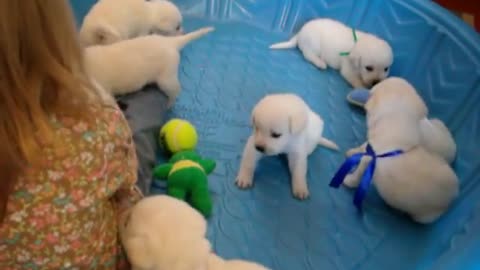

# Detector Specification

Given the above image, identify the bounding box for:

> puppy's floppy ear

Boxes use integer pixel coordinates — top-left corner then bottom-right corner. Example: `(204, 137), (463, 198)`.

(404, 89), (428, 119)
(94, 24), (120, 44)
(250, 104), (259, 128)
(289, 109), (308, 134)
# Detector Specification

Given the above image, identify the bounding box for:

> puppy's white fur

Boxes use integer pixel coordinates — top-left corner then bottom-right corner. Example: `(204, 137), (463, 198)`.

(80, 0), (183, 47)
(270, 18), (393, 88)
(236, 93), (339, 199)
(121, 195), (271, 270)
(345, 77), (458, 224)
(208, 254), (270, 270)
(419, 118), (456, 163)
(84, 27), (214, 106)
(366, 80), (457, 163)
(120, 195), (211, 270)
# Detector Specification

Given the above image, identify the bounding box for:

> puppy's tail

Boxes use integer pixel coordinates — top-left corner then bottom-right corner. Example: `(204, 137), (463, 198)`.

(318, 137), (339, 151)
(171, 27), (215, 50)
(269, 35), (298, 49)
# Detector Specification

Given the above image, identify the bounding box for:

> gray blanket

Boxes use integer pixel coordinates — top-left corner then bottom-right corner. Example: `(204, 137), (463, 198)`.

(116, 86), (168, 195)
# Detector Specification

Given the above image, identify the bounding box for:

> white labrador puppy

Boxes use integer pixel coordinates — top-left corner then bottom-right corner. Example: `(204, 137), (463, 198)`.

(236, 93), (339, 199)
(270, 18), (393, 88)
(121, 195), (271, 270)
(85, 27), (214, 107)
(80, 0), (183, 47)
(120, 195), (211, 270)
(343, 78), (458, 224)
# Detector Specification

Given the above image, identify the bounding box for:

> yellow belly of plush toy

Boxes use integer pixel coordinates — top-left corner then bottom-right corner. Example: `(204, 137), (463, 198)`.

(169, 160), (204, 177)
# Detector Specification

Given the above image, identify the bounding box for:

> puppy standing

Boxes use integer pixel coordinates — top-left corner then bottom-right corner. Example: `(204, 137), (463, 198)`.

(84, 27), (214, 107)
(270, 18), (393, 88)
(236, 94), (339, 199)
(343, 78), (458, 224)
(80, 0), (183, 46)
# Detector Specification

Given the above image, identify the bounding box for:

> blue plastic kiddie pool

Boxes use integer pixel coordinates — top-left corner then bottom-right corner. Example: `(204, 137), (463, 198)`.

(71, 1), (480, 269)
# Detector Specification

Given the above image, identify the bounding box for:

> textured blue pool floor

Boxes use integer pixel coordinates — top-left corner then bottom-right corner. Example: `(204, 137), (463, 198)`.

(152, 18), (449, 270)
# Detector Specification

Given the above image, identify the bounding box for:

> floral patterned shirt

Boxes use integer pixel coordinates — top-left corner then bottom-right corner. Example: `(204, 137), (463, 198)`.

(0, 106), (143, 269)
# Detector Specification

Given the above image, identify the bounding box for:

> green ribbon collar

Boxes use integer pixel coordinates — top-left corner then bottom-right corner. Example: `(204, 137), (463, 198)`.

(339, 28), (358, 56)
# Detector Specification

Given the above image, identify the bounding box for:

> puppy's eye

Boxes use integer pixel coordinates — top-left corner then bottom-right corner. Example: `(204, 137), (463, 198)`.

(176, 24), (181, 31)
(365, 66), (374, 72)
(271, 132), (282, 138)
(384, 67), (389, 72)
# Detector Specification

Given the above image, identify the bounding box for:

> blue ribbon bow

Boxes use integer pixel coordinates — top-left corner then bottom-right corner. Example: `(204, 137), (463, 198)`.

(329, 143), (403, 210)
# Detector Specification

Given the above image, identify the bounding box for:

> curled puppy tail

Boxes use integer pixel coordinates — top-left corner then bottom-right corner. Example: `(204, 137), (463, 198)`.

(318, 137), (339, 151)
(269, 34), (298, 49)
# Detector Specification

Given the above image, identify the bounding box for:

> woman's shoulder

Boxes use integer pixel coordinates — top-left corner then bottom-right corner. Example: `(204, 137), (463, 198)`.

(9, 105), (135, 206)
(51, 104), (131, 140)
(20, 104), (134, 185)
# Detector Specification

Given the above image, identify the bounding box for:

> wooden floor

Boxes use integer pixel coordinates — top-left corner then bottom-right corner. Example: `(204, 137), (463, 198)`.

(435, 0), (478, 31)
(453, 11), (476, 29)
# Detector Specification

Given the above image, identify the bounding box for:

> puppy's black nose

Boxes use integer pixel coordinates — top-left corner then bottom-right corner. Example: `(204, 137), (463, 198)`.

(371, 79), (381, 86)
(255, 145), (265, 153)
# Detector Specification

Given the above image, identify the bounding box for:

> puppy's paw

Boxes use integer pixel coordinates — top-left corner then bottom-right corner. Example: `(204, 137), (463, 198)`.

(343, 174), (360, 188)
(292, 180), (309, 200)
(235, 171), (253, 189)
(317, 61), (327, 70)
(302, 51), (327, 70)
(346, 147), (361, 157)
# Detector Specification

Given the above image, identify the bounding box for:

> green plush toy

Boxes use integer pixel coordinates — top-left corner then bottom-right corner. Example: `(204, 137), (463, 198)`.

(153, 150), (216, 217)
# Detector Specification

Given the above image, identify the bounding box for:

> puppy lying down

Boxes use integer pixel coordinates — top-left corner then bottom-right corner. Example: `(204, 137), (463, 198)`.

(359, 85), (457, 163)
(121, 195), (270, 270)
(270, 18), (393, 88)
(236, 93), (339, 200)
(80, 0), (183, 46)
(343, 78), (458, 224)
(85, 27), (214, 107)
(419, 117), (456, 163)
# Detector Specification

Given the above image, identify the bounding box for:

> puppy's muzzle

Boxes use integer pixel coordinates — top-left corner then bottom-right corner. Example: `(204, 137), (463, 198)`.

(255, 145), (265, 153)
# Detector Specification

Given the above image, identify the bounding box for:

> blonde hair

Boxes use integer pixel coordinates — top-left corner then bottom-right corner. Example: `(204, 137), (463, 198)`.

(0, 0), (98, 220)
